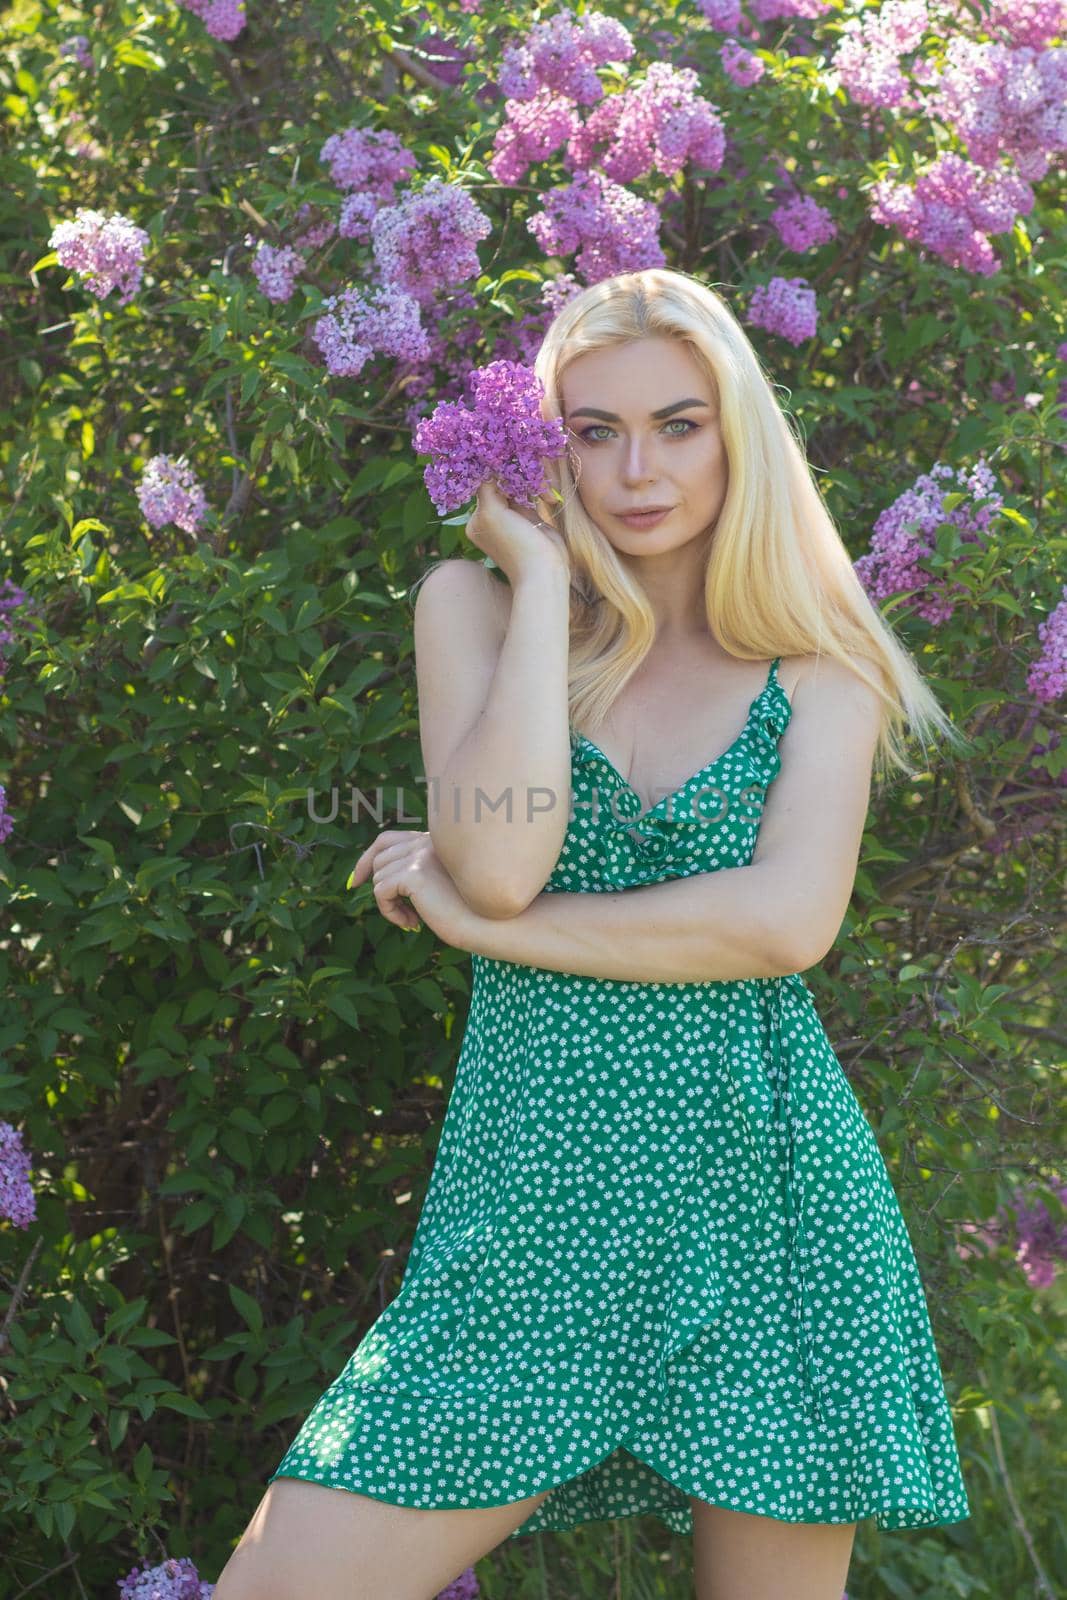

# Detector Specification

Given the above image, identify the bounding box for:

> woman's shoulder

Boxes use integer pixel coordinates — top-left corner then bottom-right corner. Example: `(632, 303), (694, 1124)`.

(780, 651), (886, 735)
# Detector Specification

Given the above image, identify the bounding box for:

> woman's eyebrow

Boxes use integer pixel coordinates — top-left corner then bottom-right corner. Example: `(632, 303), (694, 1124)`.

(566, 398), (710, 422)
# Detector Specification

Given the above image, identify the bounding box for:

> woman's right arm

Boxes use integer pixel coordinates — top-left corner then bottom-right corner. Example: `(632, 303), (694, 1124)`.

(414, 555), (573, 920)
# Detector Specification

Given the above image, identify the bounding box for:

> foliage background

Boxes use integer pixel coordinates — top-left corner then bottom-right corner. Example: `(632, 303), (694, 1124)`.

(0, 0), (1064, 1595)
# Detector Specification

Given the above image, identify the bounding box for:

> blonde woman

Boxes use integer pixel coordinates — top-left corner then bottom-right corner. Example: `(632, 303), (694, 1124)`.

(216, 268), (972, 1600)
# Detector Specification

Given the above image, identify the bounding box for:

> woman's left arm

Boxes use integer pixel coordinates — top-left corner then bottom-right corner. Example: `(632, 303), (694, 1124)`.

(455, 654), (885, 984)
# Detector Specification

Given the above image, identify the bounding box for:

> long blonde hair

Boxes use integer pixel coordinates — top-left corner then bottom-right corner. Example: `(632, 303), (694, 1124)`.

(530, 266), (972, 789)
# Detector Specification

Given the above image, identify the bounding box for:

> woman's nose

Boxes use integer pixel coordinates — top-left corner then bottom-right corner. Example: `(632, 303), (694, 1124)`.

(621, 437), (657, 480)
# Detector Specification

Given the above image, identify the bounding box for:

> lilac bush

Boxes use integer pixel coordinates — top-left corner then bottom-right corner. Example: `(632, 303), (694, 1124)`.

(3, 0), (1065, 1590)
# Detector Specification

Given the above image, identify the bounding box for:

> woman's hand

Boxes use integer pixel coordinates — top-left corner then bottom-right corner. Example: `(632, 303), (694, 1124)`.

(464, 477), (570, 588)
(346, 829), (477, 948)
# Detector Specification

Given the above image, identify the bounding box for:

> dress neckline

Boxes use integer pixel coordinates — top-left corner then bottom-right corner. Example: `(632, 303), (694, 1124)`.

(570, 657), (788, 826)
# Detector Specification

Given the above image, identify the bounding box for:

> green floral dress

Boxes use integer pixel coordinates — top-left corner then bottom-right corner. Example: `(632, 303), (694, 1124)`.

(269, 656), (971, 1539)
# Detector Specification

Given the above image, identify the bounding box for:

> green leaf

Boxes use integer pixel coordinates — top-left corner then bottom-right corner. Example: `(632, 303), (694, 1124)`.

(228, 1282), (264, 1333)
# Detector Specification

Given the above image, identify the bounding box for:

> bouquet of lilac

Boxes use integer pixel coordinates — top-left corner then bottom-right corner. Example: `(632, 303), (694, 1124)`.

(412, 359), (568, 516)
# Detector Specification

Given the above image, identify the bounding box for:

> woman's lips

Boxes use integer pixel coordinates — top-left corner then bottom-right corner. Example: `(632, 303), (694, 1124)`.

(617, 507), (673, 528)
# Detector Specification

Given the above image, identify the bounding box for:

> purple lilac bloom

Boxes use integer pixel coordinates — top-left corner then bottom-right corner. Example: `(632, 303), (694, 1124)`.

(250, 241), (303, 303)
(527, 169), (667, 283)
(565, 63), (726, 182)
(320, 126), (418, 195)
(49, 208), (150, 306)
(371, 178), (493, 307)
(926, 38), (1067, 184)
(982, 0), (1067, 47)
(118, 1555), (215, 1599)
(488, 90), (582, 186)
(770, 194), (837, 251)
(0, 579), (34, 680)
(497, 8), (635, 105)
(832, 0), (930, 110)
(338, 193), (389, 242)
(59, 34), (93, 70)
(180, 0), (246, 39)
(0, 1121), (35, 1227)
(312, 282), (430, 379)
(434, 1566), (479, 1599)
(854, 457), (1002, 624)
(697, 0), (744, 30)
(721, 39), (765, 85)
(1026, 585), (1067, 702)
(1000, 1181), (1067, 1287)
(869, 152), (1034, 276)
(412, 359), (568, 515)
(137, 455), (209, 535)
(540, 272), (585, 316)
(747, 276), (818, 344)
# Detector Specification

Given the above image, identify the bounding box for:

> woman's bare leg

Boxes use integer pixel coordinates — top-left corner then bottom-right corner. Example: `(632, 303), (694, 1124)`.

(691, 1498), (857, 1600)
(212, 1476), (552, 1600)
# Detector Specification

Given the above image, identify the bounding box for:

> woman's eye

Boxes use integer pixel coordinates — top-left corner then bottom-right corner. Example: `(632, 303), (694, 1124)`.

(578, 419), (699, 443)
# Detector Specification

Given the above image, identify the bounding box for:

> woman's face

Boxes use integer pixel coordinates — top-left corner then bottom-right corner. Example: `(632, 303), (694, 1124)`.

(560, 336), (727, 554)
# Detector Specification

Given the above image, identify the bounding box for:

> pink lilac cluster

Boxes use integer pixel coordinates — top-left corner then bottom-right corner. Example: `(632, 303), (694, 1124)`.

(1002, 1182), (1067, 1287)
(179, 0), (245, 40)
(1026, 584), (1067, 701)
(926, 39), (1067, 184)
(832, 0), (929, 110)
(527, 169), (666, 284)
(0, 1121), (35, 1227)
(488, 90), (582, 185)
(747, 276), (818, 344)
(869, 152), (1034, 276)
(697, 0), (743, 30)
(721, 40), (765, 85)
(59, 34), (93, 70)
(0, 578), (36, 681)
(982, 0), (1067, 46)
(49, 208), (150, 306)
(118, 1556), (214, 1599)
(312, 282), (430, 379)
(434, 1567), (479, 1600)
(412, 359), (568, 515)
(770, 193), (837, 251)
(370, 177), (492, 307)
(497, 8), (635, 106)
(136, 455), (209, 535)
(321, 126), (418, 242)
(565, 64), (726, 182)
(249, 241), (303, 303)
(854, 457), (1002, 624)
